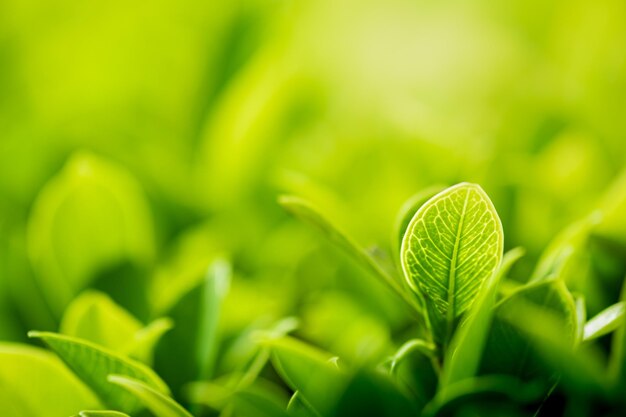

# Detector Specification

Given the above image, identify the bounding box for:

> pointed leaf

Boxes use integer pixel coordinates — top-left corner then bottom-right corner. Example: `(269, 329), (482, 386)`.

(27, 152), (155, 316)
(154, 258), (231, 394)
(584, 301), (625, 341)
(60, 291), (172, 364)
(481, 279), (577, 379)
(0, 343), (100, 417)
(268, 336), (348, 416)
(108, 375), (193, 417)
(401, 183), (504, 345)
(61, 291), (143, 349)
(78, 412), (130, 417)
(28, 331), (169, 413)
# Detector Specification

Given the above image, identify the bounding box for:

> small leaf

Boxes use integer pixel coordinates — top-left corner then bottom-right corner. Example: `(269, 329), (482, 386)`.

(231, 383), (293, 417)
(401, 183), (504, 346)
(279, 195), (421, 314)
(77, 412), (130, 417)
(108, 375), (193, 417)
(329, 369), (420, 417)
(27, 152), (155, 316)
(0, 342), (101, 417)
(268, 336), (348, 416)
(423, 375), (544, 417)
(61, 291), (142, 349)
(154, 258), (231, 394)
(28, 331), (169, 413)
(196, 258), (231, 380)
(389, 339), (437, 374)
(61, 291), (172, 364)
(481, 279), (577, 379)
(440, 247), (525, 389)
(584, 302), (625, 341)
(609, 283), (626, 387)
(574, 294), (586, 344)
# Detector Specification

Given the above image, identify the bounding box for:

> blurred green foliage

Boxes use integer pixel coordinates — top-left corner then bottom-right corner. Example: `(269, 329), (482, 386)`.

(1, 0), (626, 416)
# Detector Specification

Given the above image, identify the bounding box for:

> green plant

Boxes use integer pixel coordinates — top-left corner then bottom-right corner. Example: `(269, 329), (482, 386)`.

(3, 182), (625, 417)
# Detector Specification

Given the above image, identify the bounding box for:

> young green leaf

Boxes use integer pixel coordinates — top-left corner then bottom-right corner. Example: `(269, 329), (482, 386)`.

(329, 369), (420, 417)
(0, 343), (101, 417)
(584, 301), (625, 342)
(481, 279), (577, 379)
(401, 182), (504, 346)
(389, 339), (437, 374)
(60, 290), (172, 364)
(107, 374), (193, 417)
(268, 336), (348, 416)
(423, 375), (544, 417)
(27, 152), (155, 316)
(440, 247), (525, 389)
(154, 258), (231, 395)
(77, 412), (130, 417)
(28, 331), (169, 413)
(61, 291), (143, 349)
(278, 195), (422, 314)
(609, 283), (626, 387)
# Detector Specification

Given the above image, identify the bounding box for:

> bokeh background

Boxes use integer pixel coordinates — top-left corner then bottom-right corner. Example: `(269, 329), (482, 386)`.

(1, 0), (626, 398)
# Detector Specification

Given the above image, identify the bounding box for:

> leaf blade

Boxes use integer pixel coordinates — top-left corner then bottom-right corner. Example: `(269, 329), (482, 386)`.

(28, 331), (169, 413)
(401, 183), (504, 345)
(107, 374), (193, 417)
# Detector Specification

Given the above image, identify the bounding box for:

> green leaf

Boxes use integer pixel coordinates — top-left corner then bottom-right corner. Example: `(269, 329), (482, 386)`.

(278, 195), (421, 314)
(61, 291), (142, 349)
(60, 290), (172, 364)
(27, 152), (155, 316)
(584, 301), (625, 341)
(388, 339), (437, 375)
(154, 258), (231, 395)
(77, 412), (130, 417)
(108, 375), (193, 417)
(423, 375), (544, 417)
(28, 331), (169, 414)
(481, 279), (577, 379)
(0, 342), (101, 417)
(401, 182), (504, 346)
(195, 258), (231, 379)
(231, 383), (293, 417)
(609, 283), (626, 387)
(574, 294), (586, 344)
(268, 336), (348, 416)
(329, 369), (420, 417)
(440, 247), (525, 389)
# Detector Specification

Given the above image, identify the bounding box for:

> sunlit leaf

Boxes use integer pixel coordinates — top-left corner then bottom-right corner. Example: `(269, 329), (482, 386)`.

(27, 152), (155, 316)
(60, 290), (172, 364)
(401, 182), (504, 346)
(584, 302), (625, 342)
(76, 411), (130, 417)
(0, 343), (101, 417)
(154, 258), (231, 395)
(108, 374), (193, 417)
(268, 336), (348, 416)
(28, 331), (169, 413)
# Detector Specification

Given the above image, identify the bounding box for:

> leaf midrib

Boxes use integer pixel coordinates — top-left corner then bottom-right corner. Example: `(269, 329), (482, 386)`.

(446, 188), (470, 342)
